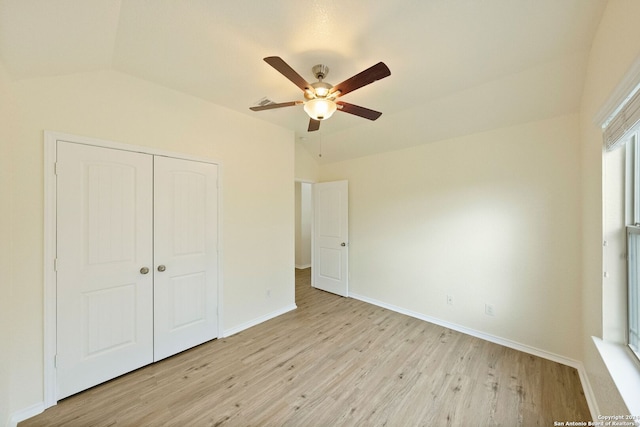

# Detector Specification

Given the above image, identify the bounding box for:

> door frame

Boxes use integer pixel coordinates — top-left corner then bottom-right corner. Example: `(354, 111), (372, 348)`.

(43, 131), (224, 408)
(294, 179), (350, 292)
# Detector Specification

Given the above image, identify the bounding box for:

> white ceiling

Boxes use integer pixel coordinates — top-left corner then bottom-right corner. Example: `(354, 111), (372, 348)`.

(0, 0), (607, 162)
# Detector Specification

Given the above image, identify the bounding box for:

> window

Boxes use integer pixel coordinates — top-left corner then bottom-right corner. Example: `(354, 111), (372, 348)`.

(603, 80), (640, 361)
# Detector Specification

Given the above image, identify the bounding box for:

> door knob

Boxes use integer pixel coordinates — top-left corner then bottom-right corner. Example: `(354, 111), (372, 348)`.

(157, 265), (166, 272)
(341, 242), (346, 247)
(140, 267), (149, 275)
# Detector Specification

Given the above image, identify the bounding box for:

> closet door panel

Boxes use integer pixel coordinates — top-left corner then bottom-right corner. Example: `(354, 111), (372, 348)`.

(153, 156), (218, 361)
(56, 142), (154, 399)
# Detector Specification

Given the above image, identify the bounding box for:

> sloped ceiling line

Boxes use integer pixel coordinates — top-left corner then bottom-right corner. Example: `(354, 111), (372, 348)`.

(0, 0), (607, 162)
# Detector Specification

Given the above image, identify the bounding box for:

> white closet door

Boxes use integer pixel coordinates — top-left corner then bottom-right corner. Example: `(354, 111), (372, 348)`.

(56, 142), (154, 399)
(153, 156), (219, 361)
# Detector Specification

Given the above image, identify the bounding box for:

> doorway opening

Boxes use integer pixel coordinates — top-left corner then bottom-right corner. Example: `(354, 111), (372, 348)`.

(295, 181), (313, 270)
(295, 181), (313, 304)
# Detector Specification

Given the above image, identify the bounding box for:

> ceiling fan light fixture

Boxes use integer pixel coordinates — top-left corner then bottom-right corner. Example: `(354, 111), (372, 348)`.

(304, 98), (337, 121)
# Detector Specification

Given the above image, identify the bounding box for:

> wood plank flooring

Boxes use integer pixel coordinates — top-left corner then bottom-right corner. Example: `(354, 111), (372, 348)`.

(21, 268), (591, 426)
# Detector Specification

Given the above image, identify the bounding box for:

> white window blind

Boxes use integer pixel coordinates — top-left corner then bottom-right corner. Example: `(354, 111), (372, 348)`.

(604, 85), (640, 151)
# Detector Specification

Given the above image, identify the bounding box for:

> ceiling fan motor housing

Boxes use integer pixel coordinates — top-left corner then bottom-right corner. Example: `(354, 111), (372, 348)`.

(307, 81), (333, 99)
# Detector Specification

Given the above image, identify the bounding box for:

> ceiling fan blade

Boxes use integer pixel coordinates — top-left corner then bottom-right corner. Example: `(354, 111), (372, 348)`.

(330, 62), (391, 97)
(250, 101), (302, 111)
(308, 118), (321, 132)
(264, 56), (312, 93)
(336, 101), (383, 120)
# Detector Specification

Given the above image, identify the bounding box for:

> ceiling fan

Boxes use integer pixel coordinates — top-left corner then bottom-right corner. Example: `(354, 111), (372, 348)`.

(250, 56), (391, 132)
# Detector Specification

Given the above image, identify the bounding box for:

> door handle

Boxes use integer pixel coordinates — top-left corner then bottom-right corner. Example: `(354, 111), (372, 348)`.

(157, 265), (166, 272)
(140, 267), (149, 275)
(341, 242), (346, 247)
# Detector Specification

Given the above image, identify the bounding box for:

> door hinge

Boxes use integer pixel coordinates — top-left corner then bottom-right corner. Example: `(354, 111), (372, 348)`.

(54, 162), (58, 175)
(54, 258), (58, 272)
(54, 354), (58, 368)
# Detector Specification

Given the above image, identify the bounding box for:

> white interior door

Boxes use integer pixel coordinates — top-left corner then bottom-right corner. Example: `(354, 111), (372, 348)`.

(313, 180), (349, 296)
(153, 156), (219, 361)
(56, 142), (154, 399)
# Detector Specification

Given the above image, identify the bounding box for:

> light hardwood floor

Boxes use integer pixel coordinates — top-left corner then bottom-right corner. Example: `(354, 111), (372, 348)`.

(21, 268), (591, 426)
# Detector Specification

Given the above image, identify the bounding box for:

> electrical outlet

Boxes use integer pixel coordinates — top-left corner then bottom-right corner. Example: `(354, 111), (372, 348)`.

(447, 295), (454, 305)
(485, 304), (495, 316)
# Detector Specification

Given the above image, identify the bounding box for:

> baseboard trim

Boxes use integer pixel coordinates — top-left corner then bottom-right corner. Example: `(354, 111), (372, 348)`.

(295, 264), (311, 270)
(8, 402), (45, 427)
(222, 304), (297, 338)
(349, 292), (599, 418)
(575, 360), (600, 421)
(9, 297), (600, 425)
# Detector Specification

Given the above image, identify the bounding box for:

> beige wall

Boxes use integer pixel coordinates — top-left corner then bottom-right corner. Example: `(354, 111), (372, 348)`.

(2, 68), (295, 420)
(295, 110), (593, 370)
(579, 0), (640, 415)
(294, 139), (320, 182)
(320, 114), (583, 359)
(0, 60), (15, 427)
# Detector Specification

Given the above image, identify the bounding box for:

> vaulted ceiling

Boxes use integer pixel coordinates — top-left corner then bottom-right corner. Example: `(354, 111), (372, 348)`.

(0, 1), (607, 162)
